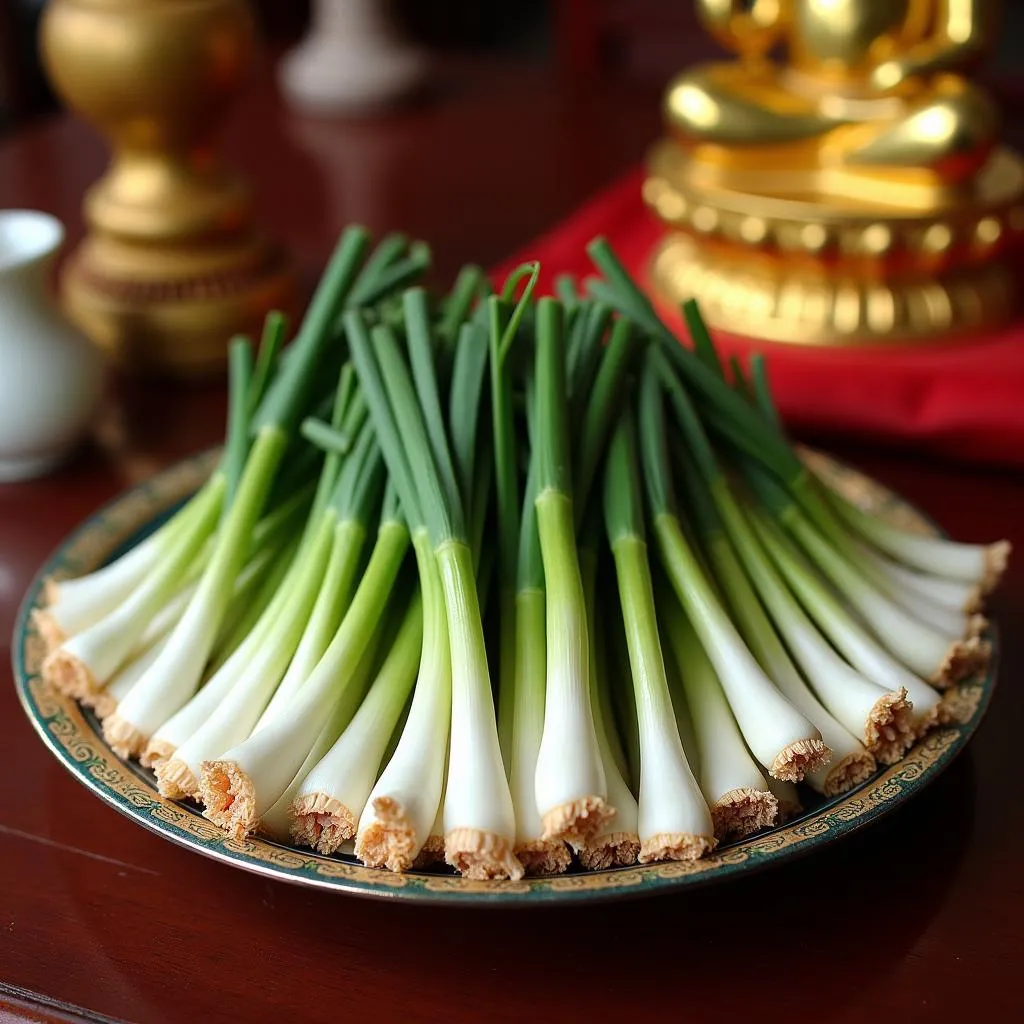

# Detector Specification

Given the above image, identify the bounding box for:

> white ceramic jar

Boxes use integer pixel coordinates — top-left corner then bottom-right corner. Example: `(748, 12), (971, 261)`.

(0, 210), (105, 482)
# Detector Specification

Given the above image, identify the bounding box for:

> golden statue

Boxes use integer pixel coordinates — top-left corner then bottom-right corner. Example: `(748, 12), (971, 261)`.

(645, 0), (1024, 344)
(40, 0), (293, 376)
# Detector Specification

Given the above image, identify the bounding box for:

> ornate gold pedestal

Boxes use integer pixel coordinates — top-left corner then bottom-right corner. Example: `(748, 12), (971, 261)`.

(60, 228), (291, 377)
(40, 0), (293, 376)
(646, 142), (1024, 345)
(646, 1), (1024, 347)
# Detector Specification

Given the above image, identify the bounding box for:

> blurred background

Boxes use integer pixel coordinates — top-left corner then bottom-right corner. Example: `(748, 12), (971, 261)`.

(6, 1), (1024, 140)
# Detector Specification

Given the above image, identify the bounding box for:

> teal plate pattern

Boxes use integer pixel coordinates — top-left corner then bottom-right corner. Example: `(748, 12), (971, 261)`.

(12, 448), (998, 905)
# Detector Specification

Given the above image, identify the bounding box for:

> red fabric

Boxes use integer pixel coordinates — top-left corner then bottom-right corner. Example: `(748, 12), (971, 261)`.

(493, 168), (1024, 467)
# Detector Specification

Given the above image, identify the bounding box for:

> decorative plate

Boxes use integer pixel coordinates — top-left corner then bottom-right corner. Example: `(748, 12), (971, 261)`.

(12, 449), (997, 905)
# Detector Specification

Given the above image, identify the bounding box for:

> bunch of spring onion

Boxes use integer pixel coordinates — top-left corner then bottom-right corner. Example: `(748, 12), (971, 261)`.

(34, 226), (1007, 883)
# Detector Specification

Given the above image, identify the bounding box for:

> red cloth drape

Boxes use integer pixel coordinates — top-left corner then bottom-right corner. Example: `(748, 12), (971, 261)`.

(493, 168), (1024, 467)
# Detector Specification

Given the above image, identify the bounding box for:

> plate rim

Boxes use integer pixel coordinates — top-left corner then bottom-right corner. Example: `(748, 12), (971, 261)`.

(10, 450), (998, 906)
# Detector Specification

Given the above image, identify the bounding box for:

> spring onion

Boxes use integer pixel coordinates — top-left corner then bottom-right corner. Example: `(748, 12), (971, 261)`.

(665, 422), (878, 795)
(577, 564), (640, 870)
(199, 489), (408, 838)
(37, 228), (1009, 881)
(660, 594), (777, 840)
(491, 278), (574, 874)
(682, 473), (878, 795)
(742, 462), (987, 686)
(102, 229), (377, 758)
(747, 509), (947, 740)
(346, 302), (521, 880)
(531, 297), (612, 843)
(605, 406), (716, 860)
(291, 590), (422, 852)
(639, 351), (829, 781)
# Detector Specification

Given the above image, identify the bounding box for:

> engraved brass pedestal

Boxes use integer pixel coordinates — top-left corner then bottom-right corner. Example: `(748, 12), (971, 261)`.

(40, 0), (293, 376)
(647, 0), (1024, 346)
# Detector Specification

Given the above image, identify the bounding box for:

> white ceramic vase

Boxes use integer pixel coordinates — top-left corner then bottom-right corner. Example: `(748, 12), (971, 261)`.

(279, 0), (426, 115)
(0, 210), (105, 482)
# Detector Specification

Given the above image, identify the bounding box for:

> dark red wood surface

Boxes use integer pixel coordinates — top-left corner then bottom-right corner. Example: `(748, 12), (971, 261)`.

(2, 58), (1023, 1024)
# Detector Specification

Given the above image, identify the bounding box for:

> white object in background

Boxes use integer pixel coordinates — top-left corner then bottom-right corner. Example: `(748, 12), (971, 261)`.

(279, 0), (426, 115)
(0, 210), (105, 482)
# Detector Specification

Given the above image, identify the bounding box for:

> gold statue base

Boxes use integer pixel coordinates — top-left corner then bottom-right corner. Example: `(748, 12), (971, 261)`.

(645, 141), (1024, 346)
(61, 233), (293, 377)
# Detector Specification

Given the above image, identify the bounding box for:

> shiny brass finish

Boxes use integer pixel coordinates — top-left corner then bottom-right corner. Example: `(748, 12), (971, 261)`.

(649, 229), (1018, 344)
(40, 0), (293, 376)
(647, 0), (1024, 345)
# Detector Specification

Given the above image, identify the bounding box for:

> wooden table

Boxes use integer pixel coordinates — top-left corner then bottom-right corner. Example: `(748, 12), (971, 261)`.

(2, 58), (1023, 1024)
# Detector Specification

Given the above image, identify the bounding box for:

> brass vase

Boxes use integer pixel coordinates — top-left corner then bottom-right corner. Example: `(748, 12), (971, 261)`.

(40, 0), (293, 376)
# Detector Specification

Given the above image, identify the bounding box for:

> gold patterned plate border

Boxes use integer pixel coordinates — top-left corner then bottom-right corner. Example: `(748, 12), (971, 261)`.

(11, 449), (997, 905)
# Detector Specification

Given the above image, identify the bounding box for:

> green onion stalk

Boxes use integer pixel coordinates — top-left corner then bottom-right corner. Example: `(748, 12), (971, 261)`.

(585, 236), (1009, 605)
(576, 541), (640, 870)
(489, 269), (573, 875)
(201, 491), (314, 677)
(346, 297), (521, 880)
(638, 351), (829, 782)
(253, 461), (375, 731)
(290, 588), (423, 853)
(85, 547), (237, 718)
(558, 310), (642, 869)
(72, 555), (199, 716)
(505, 458), (572, 874)
(37, 479), (221, 651)
(355, 533), (450, 871)
(604, 405), (715, 862)
(38, 528), (178, 648)
(56, 473), (311, 719)
(150, 421), (386, 799)
(651, 352), (921, 760)
(692, 506), (878, 795)
(532, 297), (612, 844)
(607, 591), (642, 796)
(97, 228), (385, 759)
(574, 318), (640, 524)
(349, 291), (462, 873)
(565, 301), (612, 446)
(747, 508), (947, 743)
(199, 482), (409, 838)
(659, 592), (777, 841)
(671, 449), (879, 796)
(349, 290), (464, 873)
(259, 630), (386, 844)
(709, 479), (918, 763)
(142, 531), (303, 777)
(34, 318), (290, 653)
(821, 527), (984, 641)
(43, 477), (226, 715)
(741, 462), (988, 687)
(820, 471), (1010, 592)
(774, 458), (985, 641)
(489, 266), (539, 775)
(533, 294), (640, 854)
(844, 537), (988, 627)
(143, 535), (310, 786)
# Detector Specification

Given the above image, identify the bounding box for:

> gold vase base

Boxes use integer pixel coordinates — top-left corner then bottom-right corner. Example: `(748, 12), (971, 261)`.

(645, 142), (1024, 345)
(62, 236), (294, 376)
